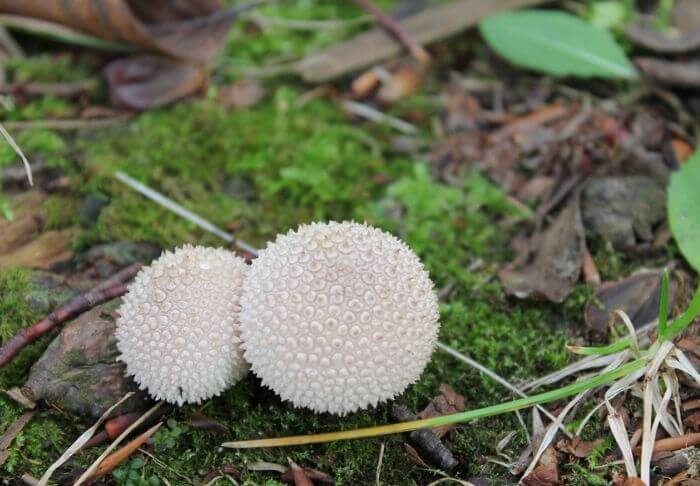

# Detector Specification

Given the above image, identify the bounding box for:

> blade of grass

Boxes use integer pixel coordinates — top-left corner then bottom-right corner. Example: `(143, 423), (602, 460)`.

(222, 359), (646, 449)
(663, 285), (700, 341)
(566, 336), (633, 356)
(0, 122), (32, 186)
(38, 393), (134, 486)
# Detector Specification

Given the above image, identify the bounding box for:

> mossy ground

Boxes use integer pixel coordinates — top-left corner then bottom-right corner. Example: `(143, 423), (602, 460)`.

(0, 2), (671, 484)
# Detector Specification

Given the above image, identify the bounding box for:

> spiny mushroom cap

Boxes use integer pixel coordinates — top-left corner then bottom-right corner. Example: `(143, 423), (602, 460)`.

(116, 245), (248, 405)
(241, 221), (440, 414)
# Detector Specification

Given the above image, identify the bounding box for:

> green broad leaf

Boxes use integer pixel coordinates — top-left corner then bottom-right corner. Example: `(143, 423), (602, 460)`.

(669, 151), (700, 273)
(479, 9), (638, 79)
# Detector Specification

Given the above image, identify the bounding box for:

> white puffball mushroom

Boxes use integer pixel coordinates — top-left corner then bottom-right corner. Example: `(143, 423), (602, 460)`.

(116, 245), (248, 405)
(241, 221), (440, 414)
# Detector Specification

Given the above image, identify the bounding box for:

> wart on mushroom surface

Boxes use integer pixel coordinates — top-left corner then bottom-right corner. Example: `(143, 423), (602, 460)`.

(116, 245), (248, 405)
(240, 221), (440, 415)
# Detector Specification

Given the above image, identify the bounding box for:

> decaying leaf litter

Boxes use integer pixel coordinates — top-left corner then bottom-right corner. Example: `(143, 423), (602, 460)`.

(1, 0), (700, 484)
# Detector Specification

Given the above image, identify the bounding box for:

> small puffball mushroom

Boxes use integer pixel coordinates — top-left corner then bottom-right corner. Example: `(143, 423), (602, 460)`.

(241, 221), (440, 414)
(116, 245), (248, 405)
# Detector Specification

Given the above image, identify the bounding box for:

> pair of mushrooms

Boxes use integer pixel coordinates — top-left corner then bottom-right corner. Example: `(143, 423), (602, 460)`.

(116, 221), (440, 414)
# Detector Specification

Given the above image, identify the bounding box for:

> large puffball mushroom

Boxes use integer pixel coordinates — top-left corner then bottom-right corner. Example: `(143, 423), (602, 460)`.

(116, 245), (248, 405)
(241, 221), (440, 414)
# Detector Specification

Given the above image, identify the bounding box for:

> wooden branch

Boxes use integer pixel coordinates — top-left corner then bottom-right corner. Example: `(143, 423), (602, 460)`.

(353, 0), (431, 64)
(0, 263), (142, 368)
(293, 0), (549, 82)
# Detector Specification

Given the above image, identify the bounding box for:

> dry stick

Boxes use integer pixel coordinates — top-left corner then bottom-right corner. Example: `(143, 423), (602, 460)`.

(0, 263), (142, 368)
(353, 0), (431, 65)
(4, 116), (131, 131)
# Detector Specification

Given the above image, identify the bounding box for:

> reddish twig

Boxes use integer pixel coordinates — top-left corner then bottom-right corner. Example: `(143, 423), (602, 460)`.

(0, 263), (142, 368)
(353, 0), (431, 65)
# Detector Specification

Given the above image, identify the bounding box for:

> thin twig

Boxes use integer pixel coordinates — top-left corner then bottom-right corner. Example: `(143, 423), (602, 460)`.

(4, 116), (131, 132)
(353, 0), (431, 64)
(0, 263), (142, 368)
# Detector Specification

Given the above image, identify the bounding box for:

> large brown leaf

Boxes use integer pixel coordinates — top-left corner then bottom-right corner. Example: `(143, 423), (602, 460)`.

(0, 1), (252, 109)
(499, 199), (586, 303)
(0, 0), (234, 62)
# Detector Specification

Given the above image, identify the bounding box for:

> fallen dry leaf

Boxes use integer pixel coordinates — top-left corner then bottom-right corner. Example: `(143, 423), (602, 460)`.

(558, 436), (604, 459)
(0, 1), (253, 109)
(521, 446), (560, 485)
(104, 55), (207, 110)
(584, 270), (676, 338)
(0, 0), (236, 62)
(636, 57), (700, 88)
(0, 189), (75, 270)
(0, 228), (76, 270)
(377, 64), (424, 104)
(626, 22), (700, 53)
(685, 412), (700, 430)
(217, 78), (265, 110)
(418, 383), (466, 438)
(582, 176), (666, 249)
(90, 422), (163, 479)
(499, 199), (585, 303)
(672, 0), (700, 34)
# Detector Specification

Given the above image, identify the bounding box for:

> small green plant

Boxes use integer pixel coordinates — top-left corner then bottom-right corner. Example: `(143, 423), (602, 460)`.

(112, 456), (161, 486)
(668, 150), (700, 273)
(479, 9), (638, 79)
(151, 419), (186, 452)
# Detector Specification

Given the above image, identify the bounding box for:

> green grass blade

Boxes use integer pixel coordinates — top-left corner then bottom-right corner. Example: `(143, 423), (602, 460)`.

(222, 359), (646, 448)
(658, 271), (670, 341)
(663, 285), (700, 341)
(567, 337), (633, 356)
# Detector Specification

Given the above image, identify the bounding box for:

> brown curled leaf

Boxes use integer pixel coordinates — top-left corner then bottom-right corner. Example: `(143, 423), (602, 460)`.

(626, 22), (700, 54)
(0, 0), (240, 62)
(104, 55), (207, 110)
(636, 57), (700, 88)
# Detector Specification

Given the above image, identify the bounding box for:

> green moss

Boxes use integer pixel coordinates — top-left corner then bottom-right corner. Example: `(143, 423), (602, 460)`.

(4, 54), (92, 84)
(221, 1), (391, 69)
(77, 87), (410, 249)
(0, 129), (68, 168)
(0, 269), (48, 389)
(43, 196), (79, 230)
(3, 96), (75, 122)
